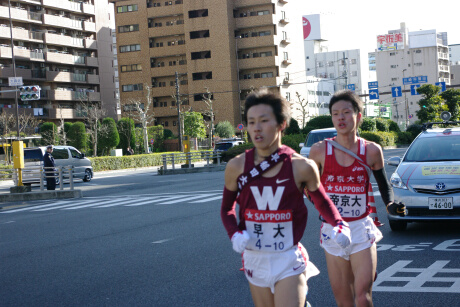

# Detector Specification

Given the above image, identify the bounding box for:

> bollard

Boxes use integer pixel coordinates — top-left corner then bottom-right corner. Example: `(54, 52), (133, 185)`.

(187, 152), (191, 168)
(59, 166), (64, 191)
(40, 168), (44, 190)
(163, 155), (167, 171)
(69, 166), (74, 190)
(217, 152), (221, 165)
(172, 154), (175, 170)
(206, 152), (210, 167)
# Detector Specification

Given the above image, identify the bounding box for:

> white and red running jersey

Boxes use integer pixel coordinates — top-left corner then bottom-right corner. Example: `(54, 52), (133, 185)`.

(320, 137), (370, 222)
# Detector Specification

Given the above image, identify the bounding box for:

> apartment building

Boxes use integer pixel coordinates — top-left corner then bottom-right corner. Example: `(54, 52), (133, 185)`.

(375, 23), (450, 128)
(111, 0), (307, 135)
(0, 0), (118, 126)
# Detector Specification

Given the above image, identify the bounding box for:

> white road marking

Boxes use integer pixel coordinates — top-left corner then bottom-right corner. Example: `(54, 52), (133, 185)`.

(152, 238), (173, 244)
(158, 193), (220, 205)
(96, 197), (155, 208)
(190, 195), (223, 203)
(62, 198), (133, 210)
(374, 260), (460, 293)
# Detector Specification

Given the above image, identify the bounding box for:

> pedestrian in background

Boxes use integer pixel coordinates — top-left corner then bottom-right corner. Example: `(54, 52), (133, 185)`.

(43, 145), (56, 190)
(221, 89), (351, 307)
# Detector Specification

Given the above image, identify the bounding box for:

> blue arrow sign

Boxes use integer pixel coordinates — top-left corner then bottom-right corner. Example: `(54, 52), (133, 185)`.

(348, 84), (355, 91)
(435, 81), (446, 92)
(410, 84), (421, 96)
(369, 89), (379, 100)
(368, 81), (378, 89)
(392, 86), (402, 97)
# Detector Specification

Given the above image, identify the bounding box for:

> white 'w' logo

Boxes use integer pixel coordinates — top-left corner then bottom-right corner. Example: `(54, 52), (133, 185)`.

(250, 186), (285, 210)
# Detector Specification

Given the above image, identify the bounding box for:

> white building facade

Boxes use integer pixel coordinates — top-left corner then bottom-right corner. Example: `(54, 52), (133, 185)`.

(374, 23), (449, 128)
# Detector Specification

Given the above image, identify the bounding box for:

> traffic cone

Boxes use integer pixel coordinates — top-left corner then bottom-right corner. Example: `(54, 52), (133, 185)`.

(369, 183), (384, 227)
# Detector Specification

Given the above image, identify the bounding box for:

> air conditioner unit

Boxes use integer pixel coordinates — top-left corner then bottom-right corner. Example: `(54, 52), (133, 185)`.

(283, 77), (289, 84)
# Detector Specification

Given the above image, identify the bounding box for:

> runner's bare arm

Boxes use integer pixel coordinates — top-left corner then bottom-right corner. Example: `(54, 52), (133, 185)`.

(221, 154), (245, 238)
(308, 141), (327, 175)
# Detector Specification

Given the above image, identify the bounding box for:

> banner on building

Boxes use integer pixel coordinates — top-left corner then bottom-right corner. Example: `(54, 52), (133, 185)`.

(303, 14), (321, 41)
(377, 33), (404, 51)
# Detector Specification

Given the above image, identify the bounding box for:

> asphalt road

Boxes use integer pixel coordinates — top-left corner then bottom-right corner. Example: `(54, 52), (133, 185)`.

(1, 148), (459, 306)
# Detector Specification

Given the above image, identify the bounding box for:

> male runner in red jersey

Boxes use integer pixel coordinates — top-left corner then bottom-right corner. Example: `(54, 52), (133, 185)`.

(309, 90), (405, 307)
(221, 89), (351, 307)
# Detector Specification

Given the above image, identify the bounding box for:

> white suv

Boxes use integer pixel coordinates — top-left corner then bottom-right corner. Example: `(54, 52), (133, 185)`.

(299, 128), (337, 158)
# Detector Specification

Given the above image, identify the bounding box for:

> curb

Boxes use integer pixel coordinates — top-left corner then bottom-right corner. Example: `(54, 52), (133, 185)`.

(0, 189), (82, 203)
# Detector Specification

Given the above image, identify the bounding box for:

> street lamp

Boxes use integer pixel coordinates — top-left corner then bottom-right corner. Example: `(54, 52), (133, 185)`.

(7, 0), (20, 139)
(235, 35), (243, 130)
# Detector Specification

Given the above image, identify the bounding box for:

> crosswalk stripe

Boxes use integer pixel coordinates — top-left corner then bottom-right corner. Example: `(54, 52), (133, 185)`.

(3, 199), (85, 213)
(158, 193), (220, 205)
(62, 197), (136, 210)
(127, 195), (186, 206)
(35, 199), (108, 211)
(96, 197), (154, 208)
(189, 195), (223, 203)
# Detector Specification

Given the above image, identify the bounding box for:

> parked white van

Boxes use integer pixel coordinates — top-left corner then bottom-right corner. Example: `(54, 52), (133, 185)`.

(22, 146), (93, 185)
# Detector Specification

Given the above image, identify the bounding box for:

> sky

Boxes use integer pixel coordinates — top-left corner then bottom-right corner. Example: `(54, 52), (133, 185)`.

(299, 1), (460, 53)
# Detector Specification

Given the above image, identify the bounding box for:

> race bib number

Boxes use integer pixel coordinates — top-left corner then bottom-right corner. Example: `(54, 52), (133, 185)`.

(325, 183), (367, 218)
(244, 209), (294, 252)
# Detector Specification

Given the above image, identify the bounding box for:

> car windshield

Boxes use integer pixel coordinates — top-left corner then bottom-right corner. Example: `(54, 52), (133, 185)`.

(404, 134), (460, 162)
(306, 131), (337, 147)
(216, 143), (233, 151)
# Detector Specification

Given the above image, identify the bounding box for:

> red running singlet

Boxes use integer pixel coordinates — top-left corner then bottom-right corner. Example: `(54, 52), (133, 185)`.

(320, 137), (370, 222)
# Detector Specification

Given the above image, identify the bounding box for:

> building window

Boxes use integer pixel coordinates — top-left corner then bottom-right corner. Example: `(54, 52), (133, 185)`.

(390, 65), (397, 68)
(283, 52), (288, 60)
(390, 52), (395, 56)
(391, 77), (398, 81)
(415, 49), (422, 53)
(121, 64), (142, 72)
(257, 10), (270, 15)
(261, 72), (273, 78)
(188, 9), (208, 18)
(190, 30), (210, 39)
(118, 24), (139, 33)
(351, 71), (357, 77)
(414, 62), (422, 66)
(351, 59), (357, 64)
(120, 44), (140, 53)
(173, 121), (177, 126)
(117, 4), (138, 13)
(192, 72), (212, 81)
(122, 83), (143, 92)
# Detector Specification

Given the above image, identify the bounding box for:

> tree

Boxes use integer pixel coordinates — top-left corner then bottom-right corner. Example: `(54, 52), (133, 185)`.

(79, 100), (106, 156)
(99, 117), (119, 155)
(215, 121), (234, 138)
(293, 92), (310, 128)
(183, 111), (206, 138)
(123, 84), (156, 154)
(285, 118), (300, 135)
(441, 89), (460, 121)
(40, 122), (59, 146)
(200, 88), (215, 149)
(416, 84), (445, 123)
(117, 117), (136, 154)
(67, 121), (87, 151)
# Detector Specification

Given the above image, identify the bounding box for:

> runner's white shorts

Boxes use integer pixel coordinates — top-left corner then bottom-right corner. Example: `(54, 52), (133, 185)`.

(320, 215), (383, 260)
(242, 243), (319, 293)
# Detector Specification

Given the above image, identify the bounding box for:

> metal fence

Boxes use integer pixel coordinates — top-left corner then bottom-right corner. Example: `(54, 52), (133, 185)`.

(161, 151), (221, 171)
(0, 166), (76, 191)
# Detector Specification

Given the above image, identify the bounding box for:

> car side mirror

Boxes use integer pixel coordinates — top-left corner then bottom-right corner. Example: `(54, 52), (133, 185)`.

(299, 143), (304, 148)
(387, 156), (401, 166)
(81, 153), (86, 158)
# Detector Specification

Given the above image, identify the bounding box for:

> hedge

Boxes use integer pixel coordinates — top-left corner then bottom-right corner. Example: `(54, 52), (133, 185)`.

(89, 150), (210, 172)
(359, 131), (395, 147)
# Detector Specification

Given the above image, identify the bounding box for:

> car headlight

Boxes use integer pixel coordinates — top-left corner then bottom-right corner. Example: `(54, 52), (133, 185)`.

(390, 172), (408, 190)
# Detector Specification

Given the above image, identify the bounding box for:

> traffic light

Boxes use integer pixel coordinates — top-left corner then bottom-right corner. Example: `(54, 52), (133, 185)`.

(19, 85), (41, 101)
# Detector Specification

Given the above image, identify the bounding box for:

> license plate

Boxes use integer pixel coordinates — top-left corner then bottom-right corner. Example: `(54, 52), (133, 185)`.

(428, 197), (453, 209)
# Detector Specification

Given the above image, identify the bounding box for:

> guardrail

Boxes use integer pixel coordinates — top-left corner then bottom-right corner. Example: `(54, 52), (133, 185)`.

(161, 151), (221, 171)
(0, 168), (14, 181)
(21, 166), (76, 191)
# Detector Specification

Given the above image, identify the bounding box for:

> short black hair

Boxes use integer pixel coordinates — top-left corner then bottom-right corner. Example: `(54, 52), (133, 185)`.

(329, 90), (363, 115)
(244, 89), (291, 126)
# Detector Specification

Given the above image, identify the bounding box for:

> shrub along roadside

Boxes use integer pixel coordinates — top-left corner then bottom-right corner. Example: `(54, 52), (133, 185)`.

(89, 150), (210, 172)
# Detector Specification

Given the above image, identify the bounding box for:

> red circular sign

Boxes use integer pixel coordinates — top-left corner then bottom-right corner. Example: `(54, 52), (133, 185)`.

(237, 124), (244, 130)
(303, 17), (311, 40)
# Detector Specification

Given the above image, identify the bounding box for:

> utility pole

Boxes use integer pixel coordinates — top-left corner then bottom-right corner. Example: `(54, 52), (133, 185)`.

(235, 36), (242, 132)
(402, 69), (409, 128)
(8, 0), (20, 139)
(175, 71), (182, 151)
